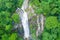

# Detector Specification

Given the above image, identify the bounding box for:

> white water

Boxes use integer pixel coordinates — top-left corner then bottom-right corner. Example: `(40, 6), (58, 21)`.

(21, 9), (30, 38)
(21, 0), (30, 39)
(16, 0), (30, 39)
(16, 8), (30, 39)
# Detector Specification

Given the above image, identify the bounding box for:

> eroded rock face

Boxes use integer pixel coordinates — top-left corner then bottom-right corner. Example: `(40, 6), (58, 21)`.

(16, 0), (45, 40)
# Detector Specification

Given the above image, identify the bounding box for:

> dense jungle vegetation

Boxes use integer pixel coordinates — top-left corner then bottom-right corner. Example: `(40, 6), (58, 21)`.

(0, 0), (60, 40)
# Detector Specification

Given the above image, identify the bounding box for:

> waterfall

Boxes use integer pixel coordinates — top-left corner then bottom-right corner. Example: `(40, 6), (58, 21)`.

(16, 8), (30, 39)
(21, 9), (30, 39)
(16, 0), (32, 40)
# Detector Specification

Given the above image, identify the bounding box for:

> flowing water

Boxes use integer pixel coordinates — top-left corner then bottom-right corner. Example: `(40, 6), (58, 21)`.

(16, 8), (30, 39)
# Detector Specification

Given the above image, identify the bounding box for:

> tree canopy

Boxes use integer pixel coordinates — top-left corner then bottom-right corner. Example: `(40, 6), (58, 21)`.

(0, 0), (60, 40)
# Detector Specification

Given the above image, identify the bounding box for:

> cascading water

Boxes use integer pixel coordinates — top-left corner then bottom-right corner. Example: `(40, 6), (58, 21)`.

(16, 8), (30, 39)
(16, 0), (33, 40)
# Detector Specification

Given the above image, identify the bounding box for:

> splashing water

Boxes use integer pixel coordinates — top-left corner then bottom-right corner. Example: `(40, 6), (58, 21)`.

(16, 8), (30, 39)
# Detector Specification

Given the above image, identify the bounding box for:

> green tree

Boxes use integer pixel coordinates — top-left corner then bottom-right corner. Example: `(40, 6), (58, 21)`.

(0, 0), (23, 40)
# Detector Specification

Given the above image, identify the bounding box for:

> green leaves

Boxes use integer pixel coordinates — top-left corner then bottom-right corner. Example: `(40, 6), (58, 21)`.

(42, 32), (51, 40)
(42, 31), (57, 40)
(5, 2), (13, 9)
(42, 16), (60, 40)
(0, 11), (19, 40)
(17, 0), (23, 8)
(0, 11), (12, 27)
(30, 0), (60, 16)
(9, 33), (17, 40)
(41, 16), (58, 40)
(1, 33), (17, 40)
(30, 0), (60, 40)
(45, 16), (58, 30)
(12, 13), (19, 23)
(2, 34), (9, 40)
(0, 0), (23, 40)
(5, 25), (12, 31)
(57, 14), (60, 22)
(0, 0), (23, 12)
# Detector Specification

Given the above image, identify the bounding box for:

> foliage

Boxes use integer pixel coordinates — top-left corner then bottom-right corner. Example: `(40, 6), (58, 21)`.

(0, 0), (23, 40)
(45, 16), (58, 30)
(41, 16), (60, 40)
(30, 0), (60, 16)
(30, 0), (60, 40)
(12, 13), (20, 23)
(0, 0), (60, 40)
(0, 0), (23, 12)
(9, 33), (17, 40)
